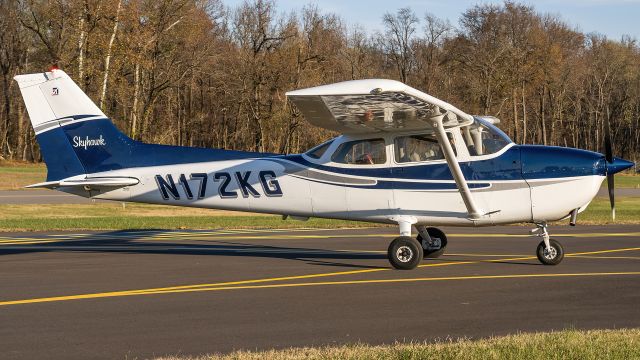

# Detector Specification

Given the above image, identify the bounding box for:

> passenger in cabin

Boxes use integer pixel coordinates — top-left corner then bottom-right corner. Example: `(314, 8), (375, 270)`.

(408, 140), (423, 162)
(396, 134), (444, 163)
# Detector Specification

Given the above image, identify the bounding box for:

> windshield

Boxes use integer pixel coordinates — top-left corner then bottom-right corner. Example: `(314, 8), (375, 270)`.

(305, 139), (334, 159)
(460, 118), (512, 156)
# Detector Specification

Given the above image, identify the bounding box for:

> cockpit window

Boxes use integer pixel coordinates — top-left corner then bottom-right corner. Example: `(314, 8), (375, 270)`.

(394, 133), (454, 163)
(461, 119), (511, 156)
(306, 139), (334, 159)
(394, 133), (456, 163)
(331, 138), (386, 165)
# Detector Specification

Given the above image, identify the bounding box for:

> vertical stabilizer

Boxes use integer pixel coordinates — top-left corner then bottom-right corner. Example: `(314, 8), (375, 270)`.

(14, 70), (110, 181)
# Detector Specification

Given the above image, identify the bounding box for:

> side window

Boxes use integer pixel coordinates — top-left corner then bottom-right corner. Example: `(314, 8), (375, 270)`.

(306, 140), (333, 159)
(394, 133), (455, 163)
(331, 138), (387, 165)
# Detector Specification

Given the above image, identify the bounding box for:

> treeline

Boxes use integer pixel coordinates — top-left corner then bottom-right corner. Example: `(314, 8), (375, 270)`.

(1, 0), (639, 162)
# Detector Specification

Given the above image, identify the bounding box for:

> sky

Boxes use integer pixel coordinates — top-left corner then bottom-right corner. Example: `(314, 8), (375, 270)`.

(223, 0), (640, 41)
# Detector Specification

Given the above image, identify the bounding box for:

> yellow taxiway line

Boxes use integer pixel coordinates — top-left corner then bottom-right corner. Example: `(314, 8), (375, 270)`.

(1, 246), (639, 307)
(2, 271), (639, 307)
(571, 255), (640, 260)
(120, 271), (640, 295)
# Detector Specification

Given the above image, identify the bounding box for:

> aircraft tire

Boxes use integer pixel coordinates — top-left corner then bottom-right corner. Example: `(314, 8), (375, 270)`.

(417, 227), (448, 258)
(388, 236), (423, 270)
(536, 239), (564, 265)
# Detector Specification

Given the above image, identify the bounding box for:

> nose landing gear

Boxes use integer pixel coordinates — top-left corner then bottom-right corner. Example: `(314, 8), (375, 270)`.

(532, 222), (564, 265)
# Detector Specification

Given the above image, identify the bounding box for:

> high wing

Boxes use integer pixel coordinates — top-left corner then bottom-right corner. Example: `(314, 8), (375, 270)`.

(286, 79), (474, 134)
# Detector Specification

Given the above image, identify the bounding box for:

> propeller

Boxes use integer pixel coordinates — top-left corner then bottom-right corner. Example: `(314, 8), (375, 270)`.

(603, 116), (615, 220)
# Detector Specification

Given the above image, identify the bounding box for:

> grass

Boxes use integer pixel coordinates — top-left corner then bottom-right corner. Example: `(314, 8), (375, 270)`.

(604, 173), (640, 189)
(0, 216), (370, 232)
(0, 161), (46, 190)
(0, 203), (373, 232)
(570, 197), (640, 224)
(0, 197), (637, 231)
(155, 328), (640, 360)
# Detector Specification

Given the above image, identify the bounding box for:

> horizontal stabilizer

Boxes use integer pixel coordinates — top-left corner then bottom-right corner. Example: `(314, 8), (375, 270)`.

(26, 177), (139, 189)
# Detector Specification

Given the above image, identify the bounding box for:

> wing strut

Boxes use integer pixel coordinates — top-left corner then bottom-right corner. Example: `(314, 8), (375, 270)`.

(430, 112), (482, 220)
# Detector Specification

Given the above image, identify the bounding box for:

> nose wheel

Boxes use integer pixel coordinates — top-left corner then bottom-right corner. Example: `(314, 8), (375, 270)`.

(536, 239), (564, 265)
(532, 223), (564, 265)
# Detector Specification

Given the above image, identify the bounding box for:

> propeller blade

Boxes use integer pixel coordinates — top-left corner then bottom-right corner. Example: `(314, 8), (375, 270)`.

(604, 117), (613, 163)
(604, 116), (614, 220)
(607, 173), (615, 221)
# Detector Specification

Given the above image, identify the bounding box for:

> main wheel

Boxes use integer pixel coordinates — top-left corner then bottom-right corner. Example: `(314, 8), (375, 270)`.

(388, 236), (423, 270)
(536, 239), (564, 265)
(417, 227), (448, 258)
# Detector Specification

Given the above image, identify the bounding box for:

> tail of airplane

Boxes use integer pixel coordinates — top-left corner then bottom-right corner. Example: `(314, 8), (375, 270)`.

(14, 69), (259, 185)
(14, 69), (135, 182)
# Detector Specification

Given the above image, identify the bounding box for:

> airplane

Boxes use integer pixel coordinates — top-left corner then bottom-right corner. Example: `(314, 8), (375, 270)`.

(14, 69), (634, 270)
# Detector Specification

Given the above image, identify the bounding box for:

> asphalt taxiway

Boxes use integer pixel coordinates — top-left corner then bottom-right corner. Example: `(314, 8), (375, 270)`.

(1, 225), (639, 359)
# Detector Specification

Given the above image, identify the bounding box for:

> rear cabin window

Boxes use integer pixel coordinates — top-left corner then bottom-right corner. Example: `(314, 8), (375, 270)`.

(331, 138), (387, 165)
(394, 133), (456, 163)
(306, 140), (333, 159)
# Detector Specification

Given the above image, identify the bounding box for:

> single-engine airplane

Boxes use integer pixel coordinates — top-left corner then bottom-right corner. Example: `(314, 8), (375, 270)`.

(14, 69), (634, 269)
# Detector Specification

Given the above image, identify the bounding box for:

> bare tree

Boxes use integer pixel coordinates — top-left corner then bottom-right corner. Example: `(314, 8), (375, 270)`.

(380, 7), (418, 84)
(99, 0), (123, 110)
(0, 0), (637, 162)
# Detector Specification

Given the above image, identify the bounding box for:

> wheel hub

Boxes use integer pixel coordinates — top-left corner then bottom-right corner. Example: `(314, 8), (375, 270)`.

(543, 247), (557, 260)
(396, 246), (413, 263)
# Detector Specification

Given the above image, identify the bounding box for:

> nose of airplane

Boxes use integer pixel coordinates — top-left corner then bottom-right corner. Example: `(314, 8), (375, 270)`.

(606, 157), (635, 175)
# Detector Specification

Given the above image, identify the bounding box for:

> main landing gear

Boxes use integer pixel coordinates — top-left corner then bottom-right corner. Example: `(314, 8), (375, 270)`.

(532, 222), (564, 265)
(387, 225), (448, 270)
